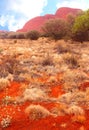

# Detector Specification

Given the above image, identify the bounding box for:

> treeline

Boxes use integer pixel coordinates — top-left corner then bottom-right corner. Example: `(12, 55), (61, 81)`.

(0, 31), (40, 40)
(0, 9), (89, 42)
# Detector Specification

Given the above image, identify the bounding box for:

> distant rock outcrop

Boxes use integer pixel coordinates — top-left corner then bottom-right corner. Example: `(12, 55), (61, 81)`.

(17, 7), (82, 32)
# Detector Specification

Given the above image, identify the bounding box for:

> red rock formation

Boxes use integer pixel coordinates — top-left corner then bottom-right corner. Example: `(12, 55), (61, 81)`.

(22, 15), (55, 32)
(17, 7), (82, 32)
(55, 7), (82, 19)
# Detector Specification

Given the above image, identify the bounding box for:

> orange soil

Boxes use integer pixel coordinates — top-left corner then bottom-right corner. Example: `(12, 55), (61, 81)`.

(49, 85), (64, 98)
(0, 77), (89, 130)
(80, 82), (89, 91)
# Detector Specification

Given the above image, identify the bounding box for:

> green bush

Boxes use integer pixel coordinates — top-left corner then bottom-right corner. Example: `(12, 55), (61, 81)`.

(72, 9), (89, 42)
(25, 30), (40, 40)
(42, 18), (68, 40)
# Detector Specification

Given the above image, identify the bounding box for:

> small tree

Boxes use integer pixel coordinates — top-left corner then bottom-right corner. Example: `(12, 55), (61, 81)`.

(66, 11), (83, 40)
(42, 18), (68, 40)
(66, 13), (76, 38)
(72, 9), (89, 42)
(25, 30), (40, 40)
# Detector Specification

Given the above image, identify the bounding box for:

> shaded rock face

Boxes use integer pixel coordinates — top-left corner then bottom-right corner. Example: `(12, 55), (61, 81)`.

(17, 7), (82, 32)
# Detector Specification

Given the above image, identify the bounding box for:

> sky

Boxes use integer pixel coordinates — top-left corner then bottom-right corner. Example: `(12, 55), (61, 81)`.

(0, 0), (89, 31)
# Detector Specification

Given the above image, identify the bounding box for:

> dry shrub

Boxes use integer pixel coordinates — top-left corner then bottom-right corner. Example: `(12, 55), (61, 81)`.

(41, 56), (54, 66)
(0, 78), (10, 91)
(61, 70), (89, 92)
(67, 105), (85, 115)
(58, 90), (87, 105)
(42, 18), (67, 40)
(54, 42), (70, 54)
(17, 87), (47, 103)
(7, 32), (25, 39)
(1, 115), (12, 128)
(25, 104), (52, 120)
(0, 74), (13, 91)
(1, 55), (21, 75)
(62, 53), (79, 69)
(16, 32), (25, 39)
(58, 92), (73, 104)
(72, 91), (86, 104)
(84, 88), (89, 106)
(25, 30), (40, 40)
(0, 65), (9, 78)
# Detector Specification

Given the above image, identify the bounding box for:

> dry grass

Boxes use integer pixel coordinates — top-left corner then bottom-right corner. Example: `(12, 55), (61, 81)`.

(0, 38), (89, 121)
(54, 41), (70, 54)
(25, 104), (52, 120)
(62, 53), (79, 69)
(17, 87), (48, 103)
(0, 78), (10, 91)
(67, 105), (85, 115)
(60, 70), (89, 92)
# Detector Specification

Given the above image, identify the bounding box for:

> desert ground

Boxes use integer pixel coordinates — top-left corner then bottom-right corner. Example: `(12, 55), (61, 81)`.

(0, 38), (89, 130)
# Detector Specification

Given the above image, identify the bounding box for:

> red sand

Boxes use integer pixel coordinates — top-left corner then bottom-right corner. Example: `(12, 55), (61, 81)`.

(0, 76), (89, 130)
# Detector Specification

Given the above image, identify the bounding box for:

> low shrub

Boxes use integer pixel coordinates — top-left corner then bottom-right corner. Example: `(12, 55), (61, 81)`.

(25, 30), (40, 40)
(7, 33), (17, 39)
(25, 104), (51, 120)
(42, 58), (53, 66)
(55, 43), (70, 54)
(67, 105), (85, 115)
(0, 78), (10, 91)
(16, 33), (25, 39)
(63, 53), (79, 69)
(42, 18), (68, 40)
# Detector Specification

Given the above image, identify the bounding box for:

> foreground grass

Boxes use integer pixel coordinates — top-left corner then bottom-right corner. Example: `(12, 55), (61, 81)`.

(0, 38), (89, 129)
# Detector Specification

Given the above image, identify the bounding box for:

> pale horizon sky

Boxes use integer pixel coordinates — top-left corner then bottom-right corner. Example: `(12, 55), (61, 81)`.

(0, 0), (89, 31)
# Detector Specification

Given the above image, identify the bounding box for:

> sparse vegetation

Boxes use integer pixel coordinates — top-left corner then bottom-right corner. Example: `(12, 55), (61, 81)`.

(0, 27), (89, 129)
(25, 30), (40, 40)
(42, 18), (68, 40)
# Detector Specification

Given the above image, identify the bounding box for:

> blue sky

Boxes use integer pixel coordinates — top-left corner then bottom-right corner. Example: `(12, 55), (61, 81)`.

(0, 0), (89, 31)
